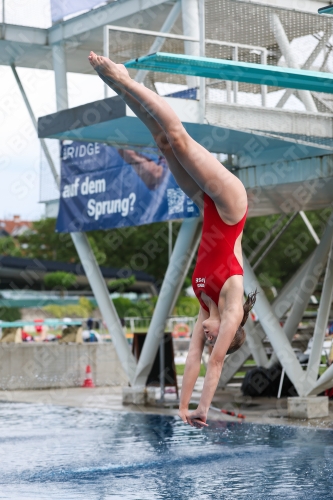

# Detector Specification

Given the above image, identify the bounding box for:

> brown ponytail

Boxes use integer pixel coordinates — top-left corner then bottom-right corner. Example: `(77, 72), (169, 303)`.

(226, 290), (258, 355)
(240, 290), (258, 326)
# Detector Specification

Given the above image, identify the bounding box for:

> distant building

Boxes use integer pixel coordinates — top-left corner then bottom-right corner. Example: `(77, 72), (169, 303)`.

(0, 216), (32, 237)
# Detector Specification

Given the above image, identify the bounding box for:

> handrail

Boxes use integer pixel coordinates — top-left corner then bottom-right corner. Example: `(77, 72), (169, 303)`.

(105, 25), (268, 106)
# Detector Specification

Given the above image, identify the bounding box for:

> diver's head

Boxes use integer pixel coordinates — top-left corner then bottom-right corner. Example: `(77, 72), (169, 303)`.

(202, 315), (220, 346)
(202, 290), (258, 352)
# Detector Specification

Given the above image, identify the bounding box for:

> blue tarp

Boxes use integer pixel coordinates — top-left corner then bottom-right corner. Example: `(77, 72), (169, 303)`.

(56, 141), (199, 233)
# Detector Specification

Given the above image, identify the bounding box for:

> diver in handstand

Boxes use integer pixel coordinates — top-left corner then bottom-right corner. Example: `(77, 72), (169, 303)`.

(88, 51), (257, 429)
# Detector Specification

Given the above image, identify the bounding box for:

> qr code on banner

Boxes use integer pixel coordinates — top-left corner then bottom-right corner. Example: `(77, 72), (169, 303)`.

(167, 188), (185, 215)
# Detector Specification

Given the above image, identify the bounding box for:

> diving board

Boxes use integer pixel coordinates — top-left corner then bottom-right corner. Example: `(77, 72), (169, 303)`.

(318, 6), (333, 15)
(124, 53), (333, 94)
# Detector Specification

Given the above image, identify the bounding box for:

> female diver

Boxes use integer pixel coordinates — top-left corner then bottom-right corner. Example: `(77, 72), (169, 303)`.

(88, 51), (257, 429)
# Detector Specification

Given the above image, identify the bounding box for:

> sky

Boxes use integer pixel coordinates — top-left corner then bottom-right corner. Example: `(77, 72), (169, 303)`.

(0, 0), (107, 221)
(0, 65), (105, 221)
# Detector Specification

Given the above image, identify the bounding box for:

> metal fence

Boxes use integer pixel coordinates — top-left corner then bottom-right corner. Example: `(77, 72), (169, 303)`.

(104, 1), (333, 123)
(124, 316), (196, 334)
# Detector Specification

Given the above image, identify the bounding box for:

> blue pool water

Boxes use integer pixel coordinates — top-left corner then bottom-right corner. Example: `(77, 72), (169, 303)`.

(0, 403), (332, 500)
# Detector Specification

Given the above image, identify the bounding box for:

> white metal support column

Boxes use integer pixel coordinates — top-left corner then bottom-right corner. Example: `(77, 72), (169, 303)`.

(103, 2), (182, 96)
(276, 30), (331, 109)
(244, 316), (269, 367)
(261, 49), (267, 106)
(252, 212), (298, 271)
(181, 0), (200, 89)
(268, 211), (333, 368)
(166, 220), (202, 316)
(233, 46), (238, 104)
(299, 211), (320, 244)
(218, 254), (313, 388)
(52, 42), (69, 111)
(248, 214), (286, 264)
(218, 342), (251, 388)
(52, 41), (137, 383)
(308, 363), (333, 395)
(270, 255), (313, 319)
(306, 238), (333, 385)
(103, 1), (182, 97)
(1, 0), (5, 39)
(135, 1), (181, 85)
(71, 233), (137, 382)
(270, 13), (317, 112)
(243, 257), (308, 396)
(198, 0), (205, 123)
(10, 64), (60, 187)
(133, 217), (201, 386)
(103, 25), (109, 99)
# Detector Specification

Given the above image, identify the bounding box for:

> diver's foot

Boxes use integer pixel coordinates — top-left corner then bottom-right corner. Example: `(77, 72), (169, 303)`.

(88, 51), (129, 84)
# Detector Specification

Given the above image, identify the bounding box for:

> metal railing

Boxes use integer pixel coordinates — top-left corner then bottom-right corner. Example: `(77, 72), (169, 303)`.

(103, 24), (268, 111)
(123, 316), (197, 334)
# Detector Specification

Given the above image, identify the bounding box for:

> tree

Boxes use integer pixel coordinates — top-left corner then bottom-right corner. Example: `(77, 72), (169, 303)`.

(0, 237), (22, 257)
(89, 221), (180, 282)
(242, 208), (331, 297)
(18, 218), (180, 281)
(44, 271), (77, 291)
(108, 275), (136, 292)
(112, 297), (156, 317)
(43, 297), (94, 318)
(18, 218), (77, 262)
(14, 208), (332, 303)
(173, 296), (200, 316)
(0, 307), (21, 322)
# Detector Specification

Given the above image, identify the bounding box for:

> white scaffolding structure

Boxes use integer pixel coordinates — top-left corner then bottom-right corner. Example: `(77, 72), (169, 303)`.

(1, 0), (333, 399)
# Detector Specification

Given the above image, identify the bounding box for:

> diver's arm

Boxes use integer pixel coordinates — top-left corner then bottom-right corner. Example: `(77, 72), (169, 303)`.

(178, 309), (206, 423)
(188, 311), (241, 428)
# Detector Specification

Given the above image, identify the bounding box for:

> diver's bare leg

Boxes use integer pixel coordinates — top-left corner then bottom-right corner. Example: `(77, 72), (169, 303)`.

(89, 52), (247, 223)
(99, 74), (203, 204)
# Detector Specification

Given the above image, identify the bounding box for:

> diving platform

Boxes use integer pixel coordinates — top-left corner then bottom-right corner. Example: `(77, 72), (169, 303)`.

(125, 52), (333, 94)
(38, 95), (333, 167)
(38, 94), (333, 216)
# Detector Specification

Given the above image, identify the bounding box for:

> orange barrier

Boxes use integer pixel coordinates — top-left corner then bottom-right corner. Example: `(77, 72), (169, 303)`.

(172, 322), (190, 338)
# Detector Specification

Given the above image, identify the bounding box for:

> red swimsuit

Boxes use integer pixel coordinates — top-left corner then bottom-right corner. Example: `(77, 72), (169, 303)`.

(192, 194), (247, 312)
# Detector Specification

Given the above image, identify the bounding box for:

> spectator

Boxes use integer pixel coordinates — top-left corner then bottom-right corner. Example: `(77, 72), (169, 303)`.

(82, 318), (101, 343)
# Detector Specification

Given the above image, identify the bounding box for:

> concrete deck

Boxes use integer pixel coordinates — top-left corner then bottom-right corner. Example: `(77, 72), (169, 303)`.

(1, 377), (332, 429)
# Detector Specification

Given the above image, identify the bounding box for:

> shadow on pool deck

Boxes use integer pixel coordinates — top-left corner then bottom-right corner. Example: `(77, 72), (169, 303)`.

(0, 376), (332, 429)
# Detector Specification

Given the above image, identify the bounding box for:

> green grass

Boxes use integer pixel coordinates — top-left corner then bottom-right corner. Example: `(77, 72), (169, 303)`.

(176, 364), (206, 377)
(244, 360), (256, 366)
(319, 365), (327, 376)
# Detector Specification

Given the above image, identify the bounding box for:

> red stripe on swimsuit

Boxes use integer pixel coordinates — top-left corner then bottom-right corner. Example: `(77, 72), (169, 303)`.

(192, 194), (248, 312)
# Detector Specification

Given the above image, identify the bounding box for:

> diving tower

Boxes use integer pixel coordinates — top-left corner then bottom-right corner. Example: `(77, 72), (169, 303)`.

(2, 0), (333, 401)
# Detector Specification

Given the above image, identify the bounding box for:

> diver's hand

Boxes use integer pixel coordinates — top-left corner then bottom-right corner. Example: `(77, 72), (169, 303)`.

(187, 409), (209, 429)
(178, 407), (191, 424)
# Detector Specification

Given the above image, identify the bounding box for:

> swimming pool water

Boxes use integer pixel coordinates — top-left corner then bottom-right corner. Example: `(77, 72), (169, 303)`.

(0, 402), (332, 500)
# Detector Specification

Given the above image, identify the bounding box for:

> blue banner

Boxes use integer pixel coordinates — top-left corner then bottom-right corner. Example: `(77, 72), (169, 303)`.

(56, 141), (200, 233)
(51, 0), (102, 23)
